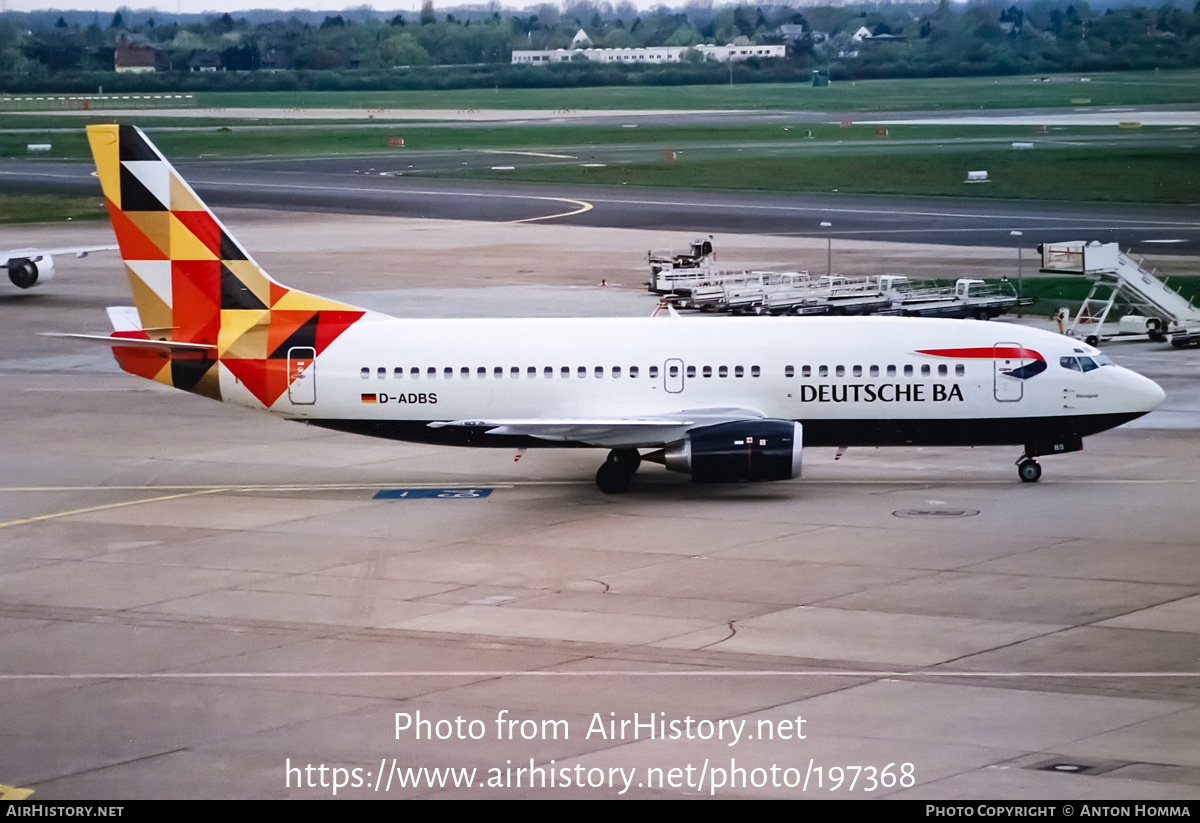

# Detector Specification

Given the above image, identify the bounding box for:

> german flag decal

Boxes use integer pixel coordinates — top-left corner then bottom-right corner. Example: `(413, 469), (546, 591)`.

(361, 393), (378, 404)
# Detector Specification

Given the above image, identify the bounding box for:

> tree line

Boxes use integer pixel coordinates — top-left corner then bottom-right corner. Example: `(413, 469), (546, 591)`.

(1, 1), (1198, 92)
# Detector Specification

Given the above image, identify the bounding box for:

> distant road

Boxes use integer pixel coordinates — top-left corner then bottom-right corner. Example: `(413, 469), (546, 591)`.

(2, 156), (1197, 255)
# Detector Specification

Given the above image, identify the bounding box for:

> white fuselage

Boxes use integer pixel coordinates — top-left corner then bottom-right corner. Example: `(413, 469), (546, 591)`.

(218, 315), (1164, 450)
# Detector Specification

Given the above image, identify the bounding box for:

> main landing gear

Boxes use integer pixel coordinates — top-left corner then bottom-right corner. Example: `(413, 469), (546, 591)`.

(1016, 454), (1042, 483)
(595, 448), (641, 494)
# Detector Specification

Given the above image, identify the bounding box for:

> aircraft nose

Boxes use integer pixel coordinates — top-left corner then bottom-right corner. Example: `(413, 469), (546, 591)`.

(1128, 370), (1166, 412)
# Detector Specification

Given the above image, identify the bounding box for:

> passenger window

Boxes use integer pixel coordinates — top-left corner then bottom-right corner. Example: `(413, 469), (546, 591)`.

(818, 366), (828, 377)
(801, 365), (811, 378)
(494, 366), (503, 378)
(561, 366), (570, 378)
(733, 366), (742, 378)
(377, 367), (386, 379)
(686, 366), (696, 378)
(920, 365), (930, 377)
(955, 364), (965, 377)
(668, 365), (678, 377)
(461, 367), (470, 378)
(411, 367), (420, 378)
(360, 367), (369, 379)
(650, 366), (660, 378)
(544, 366), (553, 378)
(835, 365), (845, 377)
(852, 365), (862, 377)
(578, 366), (587, 378)
(394, 367), (404, 379)
(595, 366), (604, 378)
(703, 366), (712, 378)
(444, 367), (453, 378)
(630, 366), (639, 378)
(785, 365), (795, 378)
(511, 366), (520, 378)
(903, 365), (913, 377)
(887, 365), (896, 377)
(938, 365), (947, 377)
(477, 367), (486, 377)
(428, 367), (437, 378)
(751, 366), (760, 377)
(869, 365), (879, 377)
(613, 366), (621, 378)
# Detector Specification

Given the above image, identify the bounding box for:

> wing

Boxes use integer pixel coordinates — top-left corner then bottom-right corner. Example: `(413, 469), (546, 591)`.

(1, 245), (119, 264)
(428, 408), (768, 448)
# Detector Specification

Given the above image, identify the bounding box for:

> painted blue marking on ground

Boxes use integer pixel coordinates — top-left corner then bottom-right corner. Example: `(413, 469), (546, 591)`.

(374, 488), (493, 500)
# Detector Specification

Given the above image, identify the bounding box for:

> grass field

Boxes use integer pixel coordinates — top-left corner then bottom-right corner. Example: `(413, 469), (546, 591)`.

(1, 69), (1196, 208)
(454, 136), (1200, 203)
(0, 193), (108, 224)
(173, 69), (1200, 112)
(4, 120), (1182, 154)
(2, 69), (1198, 117)
(2, 120), (1195, 204)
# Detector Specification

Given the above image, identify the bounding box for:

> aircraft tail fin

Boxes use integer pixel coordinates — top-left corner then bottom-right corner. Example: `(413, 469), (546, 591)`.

(86, 125), (365, 406)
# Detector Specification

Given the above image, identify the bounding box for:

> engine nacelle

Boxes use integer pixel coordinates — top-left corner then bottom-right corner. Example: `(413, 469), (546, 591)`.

(657, 420), (803, 483)
(7, 255), (55, 289)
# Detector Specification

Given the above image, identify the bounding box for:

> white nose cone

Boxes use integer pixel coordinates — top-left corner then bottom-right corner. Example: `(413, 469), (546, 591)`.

(1127, 370), (1166, 414)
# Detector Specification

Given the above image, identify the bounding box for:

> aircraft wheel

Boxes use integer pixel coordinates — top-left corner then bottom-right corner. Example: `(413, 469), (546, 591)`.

(607, 448), (641, 473)
(1085, 335), (1099, 347)
(596, 461), (633, 494)
(1017, 459), (1042, 483)
(977, 310), (990, 321)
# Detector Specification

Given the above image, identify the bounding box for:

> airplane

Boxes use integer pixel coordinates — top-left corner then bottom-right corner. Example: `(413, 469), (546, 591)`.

(3, 245), (118, 290)
(67, 124), (1165, 493)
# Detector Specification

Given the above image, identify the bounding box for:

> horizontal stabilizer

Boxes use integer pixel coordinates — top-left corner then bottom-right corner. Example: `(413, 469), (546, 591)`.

(106, 306), (141, 333)
(39, 332), (217, 351)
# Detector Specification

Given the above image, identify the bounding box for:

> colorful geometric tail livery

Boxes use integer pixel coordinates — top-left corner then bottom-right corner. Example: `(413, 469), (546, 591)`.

(86, 124), (365, 407)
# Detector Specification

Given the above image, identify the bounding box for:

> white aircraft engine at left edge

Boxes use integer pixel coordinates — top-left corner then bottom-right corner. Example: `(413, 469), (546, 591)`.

(2, 245), (118, 289)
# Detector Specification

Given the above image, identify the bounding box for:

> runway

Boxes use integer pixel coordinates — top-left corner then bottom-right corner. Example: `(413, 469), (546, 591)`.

(3, 155), (1198, 255)
(0, 213), (1197, 799)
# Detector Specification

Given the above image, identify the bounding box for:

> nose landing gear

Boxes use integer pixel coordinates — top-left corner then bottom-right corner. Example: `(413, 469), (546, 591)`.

(595, 448), (642, 494)
(1017, 458), (1042, 483)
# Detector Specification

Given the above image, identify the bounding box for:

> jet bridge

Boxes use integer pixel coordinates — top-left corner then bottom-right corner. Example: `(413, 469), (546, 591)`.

(1040, 241), (1200, 347)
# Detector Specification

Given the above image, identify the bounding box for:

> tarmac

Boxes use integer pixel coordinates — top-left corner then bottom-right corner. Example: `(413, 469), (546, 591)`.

(0, 212), (1197, 799)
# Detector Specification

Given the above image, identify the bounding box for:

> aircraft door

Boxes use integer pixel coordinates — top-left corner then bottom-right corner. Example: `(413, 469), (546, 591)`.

(287, 346), (316, 405)
(664, 358), (684, 393)
(993, 342), (1025, 402)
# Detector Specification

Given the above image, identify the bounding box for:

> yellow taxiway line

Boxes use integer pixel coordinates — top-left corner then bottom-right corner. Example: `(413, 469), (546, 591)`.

(0, 488), (227, 530)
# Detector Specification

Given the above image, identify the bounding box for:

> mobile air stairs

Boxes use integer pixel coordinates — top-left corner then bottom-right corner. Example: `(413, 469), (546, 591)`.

(1040, 241), (1200, 348)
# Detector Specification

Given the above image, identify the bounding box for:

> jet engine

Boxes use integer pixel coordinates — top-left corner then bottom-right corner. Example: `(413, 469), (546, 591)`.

(649, 420), (803, 483)
(6, 255), (55, 289)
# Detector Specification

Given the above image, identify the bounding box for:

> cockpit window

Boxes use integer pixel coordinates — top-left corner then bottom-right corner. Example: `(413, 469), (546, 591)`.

(1062, 354), (1112, 372)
